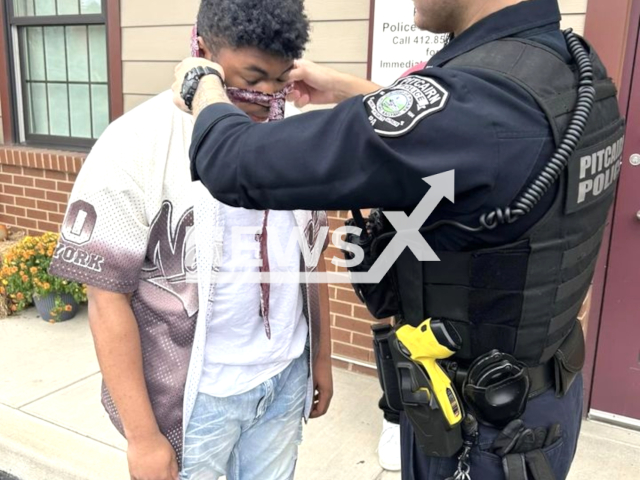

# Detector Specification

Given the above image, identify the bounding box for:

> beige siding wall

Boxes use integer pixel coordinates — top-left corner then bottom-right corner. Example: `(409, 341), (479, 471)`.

(119, 0), (589, 112)
(560, 0), (589, 32)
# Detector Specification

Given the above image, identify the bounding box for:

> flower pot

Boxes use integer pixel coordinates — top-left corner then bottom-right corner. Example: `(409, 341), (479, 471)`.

(33, 293), (79, 323)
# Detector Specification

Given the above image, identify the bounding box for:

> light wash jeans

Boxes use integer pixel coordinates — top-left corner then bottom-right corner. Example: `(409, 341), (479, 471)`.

(181, 352), (308, 480)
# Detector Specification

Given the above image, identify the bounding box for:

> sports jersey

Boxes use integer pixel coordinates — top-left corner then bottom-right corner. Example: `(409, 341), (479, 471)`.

(50, 91), (327, 463)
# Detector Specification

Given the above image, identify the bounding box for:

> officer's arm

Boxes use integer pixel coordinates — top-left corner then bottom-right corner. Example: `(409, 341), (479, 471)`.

(190, 70), (497, 211)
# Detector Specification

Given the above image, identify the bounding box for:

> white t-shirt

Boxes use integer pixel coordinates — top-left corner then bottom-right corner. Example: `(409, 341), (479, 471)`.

(198, 205), (308, 397)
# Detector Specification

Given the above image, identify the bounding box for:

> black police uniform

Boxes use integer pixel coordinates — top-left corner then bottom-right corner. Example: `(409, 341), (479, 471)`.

(189, 1), (624, 478)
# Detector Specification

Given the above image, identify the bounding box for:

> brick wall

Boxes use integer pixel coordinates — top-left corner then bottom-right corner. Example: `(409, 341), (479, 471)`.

(0, 146), (382, 374)
(323, 211), (389, 377)
(0, 147), (84, 235)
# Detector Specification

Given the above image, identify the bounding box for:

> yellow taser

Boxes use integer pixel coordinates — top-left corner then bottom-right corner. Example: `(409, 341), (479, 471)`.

(395, 318), (464, 427)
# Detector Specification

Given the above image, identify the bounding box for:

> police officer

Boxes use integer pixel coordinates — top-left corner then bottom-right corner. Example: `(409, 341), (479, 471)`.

(172, 0), (625, 478)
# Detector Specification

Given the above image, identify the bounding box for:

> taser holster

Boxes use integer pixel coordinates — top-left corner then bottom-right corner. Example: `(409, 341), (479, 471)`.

(372, 323), (404, 413)
(381, 321), (464, 458)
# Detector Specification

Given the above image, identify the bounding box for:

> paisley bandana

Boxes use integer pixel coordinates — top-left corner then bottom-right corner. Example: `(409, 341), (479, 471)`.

(226, 85), (293, 122)
(191, 24), (293, 339)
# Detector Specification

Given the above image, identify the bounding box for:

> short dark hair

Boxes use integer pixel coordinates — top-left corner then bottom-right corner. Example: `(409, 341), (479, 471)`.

(197, 0), (310, 60)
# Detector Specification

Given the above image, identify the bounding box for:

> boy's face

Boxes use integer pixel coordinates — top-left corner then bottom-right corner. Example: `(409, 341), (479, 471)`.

(200, 39), (294, 122)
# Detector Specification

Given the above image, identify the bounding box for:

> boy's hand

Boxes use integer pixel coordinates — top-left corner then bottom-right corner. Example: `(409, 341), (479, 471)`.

(172, 58), (226, 113)
(127, 431), (179, 480)
(310, 353), (334, 419)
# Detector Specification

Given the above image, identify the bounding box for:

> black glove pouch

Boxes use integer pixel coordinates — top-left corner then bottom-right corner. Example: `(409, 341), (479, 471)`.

(343, 210), (400, 319)
(463, 350), (531, 428)
(553, 320), (585, 397)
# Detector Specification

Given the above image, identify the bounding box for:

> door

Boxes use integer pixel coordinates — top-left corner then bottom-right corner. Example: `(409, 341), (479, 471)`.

(590, 15), (640, 423)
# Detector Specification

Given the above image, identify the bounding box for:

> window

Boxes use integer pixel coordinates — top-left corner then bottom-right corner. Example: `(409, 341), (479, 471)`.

(5, 0), (111, 149)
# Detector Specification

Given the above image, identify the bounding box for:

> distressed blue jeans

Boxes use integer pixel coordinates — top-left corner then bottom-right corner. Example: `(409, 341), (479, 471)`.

(181, 353), (308, 480)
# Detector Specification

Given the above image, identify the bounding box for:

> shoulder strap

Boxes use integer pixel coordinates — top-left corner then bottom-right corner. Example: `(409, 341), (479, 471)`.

(443, 37), (616, 145)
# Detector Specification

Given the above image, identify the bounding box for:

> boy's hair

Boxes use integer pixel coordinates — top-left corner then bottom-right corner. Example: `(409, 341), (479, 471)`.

(197, 0), (310, 60)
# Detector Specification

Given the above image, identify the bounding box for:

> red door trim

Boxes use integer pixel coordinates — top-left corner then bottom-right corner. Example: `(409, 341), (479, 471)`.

(0, 2), (14, 144)
(582, 0), (640, 413)
(366, 0), (376, 81)
(106, 0), (123, 122)
(618, 0), (640, 109)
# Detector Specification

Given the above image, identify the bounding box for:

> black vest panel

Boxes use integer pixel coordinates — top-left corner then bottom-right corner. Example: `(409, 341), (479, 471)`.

(394, 38), (625, 366)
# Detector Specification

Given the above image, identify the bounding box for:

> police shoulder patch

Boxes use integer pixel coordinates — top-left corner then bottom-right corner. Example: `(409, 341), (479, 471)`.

(363, 75), (450, 138)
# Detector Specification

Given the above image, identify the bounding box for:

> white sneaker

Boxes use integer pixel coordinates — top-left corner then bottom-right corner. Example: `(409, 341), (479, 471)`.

(377, 419), (402, 471)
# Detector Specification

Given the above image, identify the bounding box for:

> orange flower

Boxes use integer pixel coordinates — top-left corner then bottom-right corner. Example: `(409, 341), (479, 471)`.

(64, 305), (73, 312)
(16, 292), (24, 300)
(30, 267), (39, 274)
(10, 305), (17, 312)
(43, 282), (51, 290)
(21, 275), (29, 283)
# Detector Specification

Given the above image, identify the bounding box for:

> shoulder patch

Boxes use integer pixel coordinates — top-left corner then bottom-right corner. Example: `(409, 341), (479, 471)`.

(363, 75), (449, 138)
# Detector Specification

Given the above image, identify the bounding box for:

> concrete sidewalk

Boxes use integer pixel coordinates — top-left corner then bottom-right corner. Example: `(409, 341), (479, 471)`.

(1, 309), (639, 479)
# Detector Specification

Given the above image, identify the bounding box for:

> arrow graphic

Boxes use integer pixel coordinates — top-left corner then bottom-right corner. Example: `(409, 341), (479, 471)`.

(198, 170), (456, 286)
(350, 170), (455, 284)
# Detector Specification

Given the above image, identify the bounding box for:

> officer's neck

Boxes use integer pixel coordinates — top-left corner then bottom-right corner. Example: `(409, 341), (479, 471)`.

(453, 0), (528, 36)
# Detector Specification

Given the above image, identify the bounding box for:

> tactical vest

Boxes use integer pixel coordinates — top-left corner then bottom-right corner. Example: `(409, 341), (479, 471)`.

(392, 37), (625, 367)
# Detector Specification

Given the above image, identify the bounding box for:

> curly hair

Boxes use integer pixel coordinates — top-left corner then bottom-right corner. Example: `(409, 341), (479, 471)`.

(197, 0), (310, 60)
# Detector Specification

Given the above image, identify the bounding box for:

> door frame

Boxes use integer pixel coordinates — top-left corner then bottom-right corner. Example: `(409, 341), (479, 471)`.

(582, 0), (640, 413)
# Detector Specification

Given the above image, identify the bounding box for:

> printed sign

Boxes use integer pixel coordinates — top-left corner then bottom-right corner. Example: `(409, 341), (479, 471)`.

(369, 0), (447, 86)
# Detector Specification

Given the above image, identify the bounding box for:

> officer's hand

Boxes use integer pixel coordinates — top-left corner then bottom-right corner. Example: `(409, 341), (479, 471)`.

(172, 58), (226, 113)
(127, 431), (180, 480)
(287, 60), (346, 108)
(288, 60), (381, 108)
